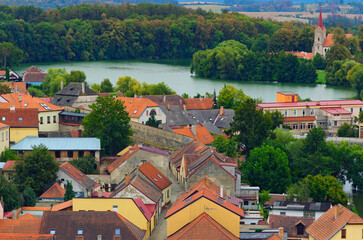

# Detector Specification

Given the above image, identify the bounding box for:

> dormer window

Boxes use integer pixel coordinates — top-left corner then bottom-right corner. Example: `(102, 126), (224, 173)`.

(77, 228), (83, 235)
(115, 228), (121, 236)
(50, 228), (56, 235)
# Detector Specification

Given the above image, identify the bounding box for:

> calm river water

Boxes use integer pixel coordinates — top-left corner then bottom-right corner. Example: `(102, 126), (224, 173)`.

(14, 59), (357, 102)
(14, 59), (362, 215)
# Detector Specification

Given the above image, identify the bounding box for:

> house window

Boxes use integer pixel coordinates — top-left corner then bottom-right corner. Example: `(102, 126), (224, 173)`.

(311, 109), (314, 115)
(302, 109), (305, 116)
(308, 123), (314, 129)
(284, 110), (288, 117)
(150, 110), (156, 116)
(67, 151), (73, 158)
(50, 228), (56, 235)
(77, 228), (83, 236)
(300, 123), (306, 130)
(53, 116), (57, 123)
(280, 212), (286, 216)
(293, 110), (297, 116)
(167, 189), (169, 198)
(6, 131), (8, 140)
(360, 108), (362, 112)
(296, 223), (305, 235)
(341, 228), (346, 239)
(244, 200), (249, 205)
(162, 193), (164, 202)
(115, 228), (121, 236)
(47, 116), (50, 124)
(293, 123), (298, 130)
(318, 37), (320, 41)
(113, 205), (118, 212)
(1, 117), (5, 121)
(334, 121), (338, 126)
(78, 151), (84, 157)
(55, 151), (61, 158)
(328, 120), (331, 126)
(40, 117), (43, 124)
(351, 108), (353, 113)
(1, 133), (3, 141)
(18, 117), (23, 121)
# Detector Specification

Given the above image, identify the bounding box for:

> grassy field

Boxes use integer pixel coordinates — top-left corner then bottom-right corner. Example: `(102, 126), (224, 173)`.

(316, 70), (326, 84)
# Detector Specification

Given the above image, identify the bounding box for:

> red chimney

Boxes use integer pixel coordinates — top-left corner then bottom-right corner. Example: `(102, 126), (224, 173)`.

(318, 8), (324, 29)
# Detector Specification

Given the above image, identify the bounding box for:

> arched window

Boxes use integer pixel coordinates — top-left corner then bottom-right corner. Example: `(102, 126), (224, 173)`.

(150, 110), (156, 116)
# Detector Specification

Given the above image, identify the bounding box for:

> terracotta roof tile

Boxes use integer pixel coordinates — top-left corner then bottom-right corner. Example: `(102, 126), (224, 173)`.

(0, 215), (42, 234)
(23, 72), (47, 82)
(269, 214), (313, 238)
(285, 51), (314, 60)
(267, 234), (282, 240)
(167, 212), (238, 240)
(2, 160), (16, 171)
(117, 97), (159, 118)
(321, 107), (352, 115)
(50, 200), (73, 211)
(139, 162), (172, 190)
(139, 95), (186, 107)
(170, 141), (209, 168)
(39, 182), (65, 199)
(324, 33), (353, 47)
(0, 233), (54, 239)
(22, 66), (43, 74)
(19, 213), (40, 220)
(184, 98), (215, 110)
(21, 207), (51, 212)
(107, 145), (139, 173)
(0, 93), (63, 112)
(1, 82), (27, 93)
(0, 108), (38, 128)
(60, 162), (95, 190)
(306, 204), (363, 240)
(173, 125), (214, 145)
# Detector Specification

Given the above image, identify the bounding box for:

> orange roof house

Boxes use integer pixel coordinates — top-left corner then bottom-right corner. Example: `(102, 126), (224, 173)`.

(167, 212), (238, 240)
(323, 33), (353, 48)
(0, 213), (43, 234)
(173, 124), (214, 145)
(1, 82), (26, 93)
(39, 182), (65, 201)
(165, 178), (244, 238)
(50, 200), (73, 212)
(306, 204), (363, 240)
(184, 98), (215, 110)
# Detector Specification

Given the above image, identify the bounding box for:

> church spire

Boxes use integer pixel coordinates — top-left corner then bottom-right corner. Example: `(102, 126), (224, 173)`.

(318, 8), (324, 29)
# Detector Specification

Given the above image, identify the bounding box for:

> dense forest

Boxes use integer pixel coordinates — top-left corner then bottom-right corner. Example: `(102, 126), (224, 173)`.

(0, 3), (324, 65)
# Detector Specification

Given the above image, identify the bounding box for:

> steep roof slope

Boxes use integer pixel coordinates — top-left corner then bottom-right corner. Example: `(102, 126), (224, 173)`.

(39, 182), (65, 199)
(139, 162), (172, 190)
(117, 97), (159, 118)
(60, 162), (96, 190)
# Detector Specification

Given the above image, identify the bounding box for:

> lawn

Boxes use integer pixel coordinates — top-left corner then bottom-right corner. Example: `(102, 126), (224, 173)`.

(316, 70), (326, 84)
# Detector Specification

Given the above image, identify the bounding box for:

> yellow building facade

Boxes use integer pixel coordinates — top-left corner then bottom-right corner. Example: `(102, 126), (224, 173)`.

(166, 197), (241, 237)
(73, 198), (155, 239)
(10, 128), (38, 143)
(308, 225), (363, 240)
(39, 111), (62, 132)
(0, 124), (10, 154)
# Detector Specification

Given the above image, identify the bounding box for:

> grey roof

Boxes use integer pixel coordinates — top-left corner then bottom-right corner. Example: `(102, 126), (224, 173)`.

(273, 201), (331, 211)
(11, 136), (101, 151)
(51, 82), (98, 106)
(187, 109), (235, 129)
(160, 105), (194, 126)
(139, 95), (186, 106)
(201, 122), (223, 135)
(51, 95), (78, 106)
(60, 111), (88, 117)
(240, 232), (287, 240)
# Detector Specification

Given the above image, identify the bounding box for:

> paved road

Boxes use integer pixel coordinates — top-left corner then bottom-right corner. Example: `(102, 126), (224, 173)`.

(149, 176), (184, 240)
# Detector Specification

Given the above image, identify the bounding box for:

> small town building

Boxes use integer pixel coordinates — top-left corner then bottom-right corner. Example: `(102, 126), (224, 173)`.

(0, 123), (9, 154)
(73, 198), (155, 239)
(0, 69), (21, 82)
(38, 182), (65, 204)
(269, 214), (314, 239)
(165, 177), (244, 238)
(1, 160), (15, 181)
(0, 82), (26, 93)
(173, 124), (215, 145)
(57, 162), (96, 198)
(237, 184), (260, 210)
(269, 201), (331, 221)
(22, 66), (47, 86)
(0, 107), (38, 143)
(40, 211), (145, 240)
(58, 111), (87, 132)
(21, 207), (51, 218)
(184, 97), (215, 110)
(50, 200), (73, 212)
(11, 136), (101, 162)
(306, 204), (363, 240)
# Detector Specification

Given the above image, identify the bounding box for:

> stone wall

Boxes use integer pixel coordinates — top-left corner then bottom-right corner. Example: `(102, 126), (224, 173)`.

(130, 121), (193, 151)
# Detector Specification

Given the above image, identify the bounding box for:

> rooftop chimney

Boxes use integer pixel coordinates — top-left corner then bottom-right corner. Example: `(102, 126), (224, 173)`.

(82, 82), (86, 94)
(18, 95), (22, 102)
(125, 173), (130, 185)
(278, 227), (284, 240)
(335, 205), (340, 219)
(168, 104), (170, 111)
(220, 106), (224, 116)
(163, 95), (166, 102)
(191, 124), (197, 137)
(61, 80), (64, 90)
(220, 185), (223, 198)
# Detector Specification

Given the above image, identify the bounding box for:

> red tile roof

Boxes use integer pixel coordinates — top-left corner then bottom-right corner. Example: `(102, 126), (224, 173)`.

(1, 82), (27, 93)
(173, 125), (214, 145)
(50, 200), (73, 211)
(264, 194), (288, 206)
(167, 212), (238, 240)
(23, 72), (47, 83)
(2, 161), (16, 171)
(0, 93), (63, 112)
(139, 162), (172, 190)
(19, 213), (41, 220)
(133, 198), (153, 221)
(258, 99), (363, 109)
(184, 98), (214, 110)
(39, 182), (65, 199)
(0, 108), (39, 128)
(0, 122), (9, 129)
(269, 214), (314, 238)
(107, 145), (139, 173)
(117, 97), (159, 118)
(324, 33), (353, 47)
(321, 107), (352, 115)
(285, 51), (314, 60)
(165, 178), (243, 219)
(306, 204), (363, 240)
(22, 66), (43, 74)
(0, 214), (42, 234)
(0, 233), (54, 239)
(21, 207), (51, 212)
(60, 162), (95, 190)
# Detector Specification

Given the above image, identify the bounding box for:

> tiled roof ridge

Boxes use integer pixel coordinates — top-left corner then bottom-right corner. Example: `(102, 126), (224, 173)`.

(130, 175), (162, 203)
(138, 162), (172, 190)
(114, 212), (142, 240)
(39, 182), (65, 199)
(106, 145), (139, 173)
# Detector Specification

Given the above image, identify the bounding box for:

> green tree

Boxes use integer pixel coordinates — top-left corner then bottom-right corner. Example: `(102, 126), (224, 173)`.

(23, 186), (36, 207)
(243, 144), (291, 193)
(100, 78), (114, 93)
(82, 96), (132, 156)
(0, 147), (18, 162)
(312, 53), (327, 70)
(42, 68), (68, 97)
(70, 156), (97, 174)
(231, 98), (272, 153)
(259, 190), (271, 205)
(0, 175), (21, 212)
(64, 180), (75, 201)
(13, 145), (59, 195)
(0, 42), (23, 69)
(0, 84), (11, 94)
(91, 83), (101, 93)
(212, 135), (238, 157)
(295, 60), (318, 84)
(115, 76), (140, 97)
(217, 85), (249, 109)
(145, 115), (159, 128)
(286, 180), (311, 202)
(326, 44), (351, 66)
(337, 123), (359, 137)
(304, 126), (327, 154)
(27, 86), (45, 97)
(351, 67), (363, 98)
(65, 70), (86, 85)
(264, 110), (284, 130)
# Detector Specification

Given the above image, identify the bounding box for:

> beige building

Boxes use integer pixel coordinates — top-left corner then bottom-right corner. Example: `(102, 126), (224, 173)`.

(0, 123), (9, 154)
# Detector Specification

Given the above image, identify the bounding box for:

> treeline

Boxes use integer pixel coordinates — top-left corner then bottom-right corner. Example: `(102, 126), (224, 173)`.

(0, 3), (318, 64)
(191, 40), (317, 83)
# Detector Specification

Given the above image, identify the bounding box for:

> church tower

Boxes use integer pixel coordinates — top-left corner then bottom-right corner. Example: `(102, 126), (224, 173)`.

(312, 9), (326, 56)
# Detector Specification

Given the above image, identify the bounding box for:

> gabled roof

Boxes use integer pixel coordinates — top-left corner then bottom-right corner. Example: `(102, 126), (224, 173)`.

(23, 72), (47, 83)
(324, 33), (353, 47)
(11, 136), (101, 151)
(165, 178), (243, 219)
(110, 175), (162, 203)
(0, 93), (63, 112)
(273, 201), (331, 212)
(0, 213), (42, 234)
(117, 97), (159, 118)
(60, 162), (96, 190)
(133, 198), (153, 221)
(0, 108), (38, 128)
(170, 141), (209, 168)
(139, 162), (172, 190)
(258, 99), (363, 109)
(173, 125), (214, 145)
(269, 214), (313, 237)
(306, 204), (363, 240)
(54, 82), (98, 97)
(22, 66), (43, 74)
(0, 233), (54, 239)
(321, 107), (352, 115)
(167, 212), (238, 240)
(184, 98), (214, 110)
(39, 182), (65, 199)
(40, 211), (145, 240)
(139, 95), (186, 106)
(187, 109), (235, 129)
(2, 160), (15, 171)
(1, 82), (27, 93)
(51, 200), (73, 212)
